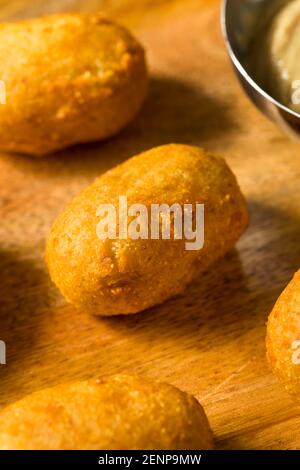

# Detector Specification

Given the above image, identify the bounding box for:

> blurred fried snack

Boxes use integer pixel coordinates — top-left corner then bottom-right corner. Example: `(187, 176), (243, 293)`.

(0, 374), (213, 450)
(0, 13), (147, 155)
(267, 270), (300, 399)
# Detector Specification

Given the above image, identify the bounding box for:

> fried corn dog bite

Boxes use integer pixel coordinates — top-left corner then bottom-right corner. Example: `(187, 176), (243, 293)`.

(46, 144), (249, 315)
(0, 13), (147, 155)
(0, 375), (213, 450)
(267, 270), (300, 399)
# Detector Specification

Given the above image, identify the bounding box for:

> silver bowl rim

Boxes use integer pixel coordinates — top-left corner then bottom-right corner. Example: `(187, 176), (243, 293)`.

(220, 0), (300, 120)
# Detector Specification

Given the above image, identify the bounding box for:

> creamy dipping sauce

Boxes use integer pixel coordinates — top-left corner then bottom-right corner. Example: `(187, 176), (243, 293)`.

(249, 0), (300, 113)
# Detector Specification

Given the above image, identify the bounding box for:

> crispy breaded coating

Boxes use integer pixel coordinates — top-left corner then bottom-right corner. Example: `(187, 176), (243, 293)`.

(267, 270), (300, 399)
(0, 13), (147, 155)
(0, 375), (213, 450)
(46, 144), (249, 315)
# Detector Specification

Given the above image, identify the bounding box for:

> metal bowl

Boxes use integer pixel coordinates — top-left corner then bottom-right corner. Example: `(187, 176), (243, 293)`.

(221, 0), (300, 138)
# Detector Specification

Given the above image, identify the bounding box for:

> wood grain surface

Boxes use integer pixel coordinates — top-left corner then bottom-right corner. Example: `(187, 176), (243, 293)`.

(0, 0), (300, 450)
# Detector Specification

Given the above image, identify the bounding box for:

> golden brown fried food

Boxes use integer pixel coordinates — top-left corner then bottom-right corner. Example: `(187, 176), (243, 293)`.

(267, 270), (300, 399)
(0, 375), (213, 450)
(46, 144), (249, 315)
(0, 13), (147, 156)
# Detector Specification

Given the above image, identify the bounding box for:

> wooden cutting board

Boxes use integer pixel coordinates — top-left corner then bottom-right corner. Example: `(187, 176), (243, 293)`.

(1, 0), (300, 450)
